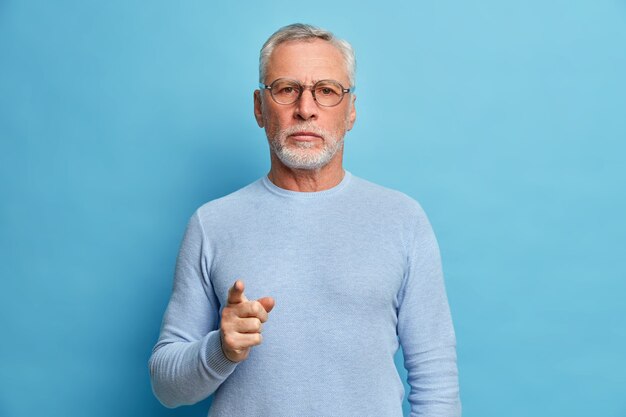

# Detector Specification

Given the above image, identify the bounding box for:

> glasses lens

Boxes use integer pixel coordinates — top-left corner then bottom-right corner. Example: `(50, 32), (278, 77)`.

(270, 80), (301, 104)
(314, 81), (344, 106)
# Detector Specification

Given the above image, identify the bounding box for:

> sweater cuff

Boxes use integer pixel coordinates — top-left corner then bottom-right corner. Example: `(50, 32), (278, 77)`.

(202, 330), (238, 379)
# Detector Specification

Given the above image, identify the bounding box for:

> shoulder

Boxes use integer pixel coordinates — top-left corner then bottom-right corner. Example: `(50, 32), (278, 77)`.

(192, 178), (265, 224)
(345, 174), (436, 249)
(348, 174), (427, 220)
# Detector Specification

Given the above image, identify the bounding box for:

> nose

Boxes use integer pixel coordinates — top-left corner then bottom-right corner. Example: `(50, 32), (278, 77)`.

(294, 88), (318, 121)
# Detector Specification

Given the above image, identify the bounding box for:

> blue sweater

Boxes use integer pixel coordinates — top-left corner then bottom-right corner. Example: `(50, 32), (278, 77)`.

(149, 172), (461, 416)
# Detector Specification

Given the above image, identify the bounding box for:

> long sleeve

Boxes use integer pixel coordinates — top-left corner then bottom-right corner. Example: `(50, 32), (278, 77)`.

(149, 174), (460, 415)
(397, 207), (461, 417)
(148, 212), (237, 408)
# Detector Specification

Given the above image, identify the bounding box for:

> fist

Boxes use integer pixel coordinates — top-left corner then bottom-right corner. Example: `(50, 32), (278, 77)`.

(220, 280), (275, 363)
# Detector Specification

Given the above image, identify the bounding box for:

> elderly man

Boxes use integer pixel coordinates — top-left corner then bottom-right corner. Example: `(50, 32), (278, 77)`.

(149, 23), (461, 416)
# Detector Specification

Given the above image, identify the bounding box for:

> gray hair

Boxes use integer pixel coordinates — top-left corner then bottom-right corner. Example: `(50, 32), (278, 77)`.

(259, 23), (356, 87)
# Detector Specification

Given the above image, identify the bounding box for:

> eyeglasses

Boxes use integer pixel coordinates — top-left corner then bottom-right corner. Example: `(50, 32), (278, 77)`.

(259, 78), (355, 107)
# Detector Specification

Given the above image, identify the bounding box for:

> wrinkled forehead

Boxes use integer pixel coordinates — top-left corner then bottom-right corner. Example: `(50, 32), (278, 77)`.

(265, 39), (350, 84)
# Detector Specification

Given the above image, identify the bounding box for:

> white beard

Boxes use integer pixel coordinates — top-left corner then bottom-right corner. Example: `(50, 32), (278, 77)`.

(268, 123), (344, 170)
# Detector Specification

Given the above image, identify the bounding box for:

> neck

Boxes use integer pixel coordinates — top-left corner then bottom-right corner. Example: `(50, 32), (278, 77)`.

(267, 154), (345, 192)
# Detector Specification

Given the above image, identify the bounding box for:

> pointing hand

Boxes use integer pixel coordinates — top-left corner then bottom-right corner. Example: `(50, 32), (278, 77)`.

(220, 280), (275, 363)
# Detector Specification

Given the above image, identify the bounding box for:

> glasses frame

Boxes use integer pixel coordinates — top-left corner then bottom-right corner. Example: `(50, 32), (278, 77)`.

(259, 78), (356, 107)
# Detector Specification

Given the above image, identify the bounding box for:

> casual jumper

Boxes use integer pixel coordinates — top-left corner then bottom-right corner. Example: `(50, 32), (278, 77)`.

(149, 172), (461, 416)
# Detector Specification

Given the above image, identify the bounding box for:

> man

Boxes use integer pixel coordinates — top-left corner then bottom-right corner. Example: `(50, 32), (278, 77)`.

(149, 23), (461, 416)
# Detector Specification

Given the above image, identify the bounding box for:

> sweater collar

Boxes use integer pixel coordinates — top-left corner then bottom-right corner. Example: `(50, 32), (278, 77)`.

(261, 170), (352, 199)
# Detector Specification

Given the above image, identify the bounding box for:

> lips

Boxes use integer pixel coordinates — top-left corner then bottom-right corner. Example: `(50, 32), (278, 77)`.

(289, 131), (322, 141)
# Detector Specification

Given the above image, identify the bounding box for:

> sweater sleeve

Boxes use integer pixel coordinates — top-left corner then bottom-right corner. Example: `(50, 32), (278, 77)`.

(148, 211), (238, 408)
(397, 206), (461, 417)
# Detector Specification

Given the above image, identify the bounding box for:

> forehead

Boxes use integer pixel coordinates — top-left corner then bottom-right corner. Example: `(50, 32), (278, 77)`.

(265, 39), (349, 84)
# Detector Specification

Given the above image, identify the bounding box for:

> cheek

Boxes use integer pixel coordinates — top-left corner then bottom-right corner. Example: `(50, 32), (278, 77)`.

(264, 115), (282, 137)
(263, 106), (290, 133)
(334, 108), (353, 131)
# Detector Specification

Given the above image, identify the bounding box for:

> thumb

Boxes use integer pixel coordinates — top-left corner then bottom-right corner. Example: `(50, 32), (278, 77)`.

(227, 280), (248, 304)
(256, 296), (275, 313)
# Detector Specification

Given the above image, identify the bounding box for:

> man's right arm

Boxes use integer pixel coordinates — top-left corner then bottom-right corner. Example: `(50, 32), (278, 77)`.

(148, 212), (237, 408)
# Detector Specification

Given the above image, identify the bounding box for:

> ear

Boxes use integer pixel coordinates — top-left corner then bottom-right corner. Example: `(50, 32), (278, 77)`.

(254, 90), (264, 128)
(346, 94), (357, 131)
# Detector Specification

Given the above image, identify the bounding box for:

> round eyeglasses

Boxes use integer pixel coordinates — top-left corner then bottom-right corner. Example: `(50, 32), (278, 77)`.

(259, 78), (355, 107)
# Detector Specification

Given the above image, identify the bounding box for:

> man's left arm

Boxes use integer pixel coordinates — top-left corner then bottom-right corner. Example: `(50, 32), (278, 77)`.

(397, 205), (461, 417)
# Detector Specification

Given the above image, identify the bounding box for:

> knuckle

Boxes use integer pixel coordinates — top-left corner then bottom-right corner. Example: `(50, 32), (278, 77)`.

(220, 315), (236, 330)
(222, 307), (235, 319)
(222, 334), (236, 348)
(252, 301), (264, 315)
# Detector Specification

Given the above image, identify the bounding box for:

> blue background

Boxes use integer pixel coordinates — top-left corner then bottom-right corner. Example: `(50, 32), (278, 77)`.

(1, 1), (625, 416)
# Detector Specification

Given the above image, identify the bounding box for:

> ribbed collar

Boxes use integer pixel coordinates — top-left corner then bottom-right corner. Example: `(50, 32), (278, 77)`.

(261, 170), (352, 199)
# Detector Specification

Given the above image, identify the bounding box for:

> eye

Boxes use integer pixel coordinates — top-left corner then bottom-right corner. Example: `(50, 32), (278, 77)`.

(272, 80), (301, 97)
(315, 82), (341, 96)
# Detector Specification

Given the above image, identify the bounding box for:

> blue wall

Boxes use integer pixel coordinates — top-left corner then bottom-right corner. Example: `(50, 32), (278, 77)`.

(1, 1), (625, 416)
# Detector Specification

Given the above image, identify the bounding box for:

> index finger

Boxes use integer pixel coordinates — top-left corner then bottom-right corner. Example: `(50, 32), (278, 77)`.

(227, 280), (247, 305)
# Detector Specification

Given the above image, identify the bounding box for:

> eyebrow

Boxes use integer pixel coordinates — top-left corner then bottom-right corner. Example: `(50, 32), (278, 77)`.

(297, 79), (339, 85)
